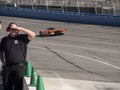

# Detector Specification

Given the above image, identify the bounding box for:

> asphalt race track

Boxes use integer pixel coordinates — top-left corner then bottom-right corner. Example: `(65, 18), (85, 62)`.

(0, 16), (120, 90)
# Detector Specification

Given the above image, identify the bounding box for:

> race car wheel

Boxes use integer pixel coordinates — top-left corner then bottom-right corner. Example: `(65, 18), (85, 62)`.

(39, 31), (43, 37)
(48, 32), (51, 37)
(61, 33), (64, 35)
(55, 31), (61, 35)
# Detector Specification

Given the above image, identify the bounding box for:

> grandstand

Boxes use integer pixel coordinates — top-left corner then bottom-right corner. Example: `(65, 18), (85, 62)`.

(0, 0), (120, 15)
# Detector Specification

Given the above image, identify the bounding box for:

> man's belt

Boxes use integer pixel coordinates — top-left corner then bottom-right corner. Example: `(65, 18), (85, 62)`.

(3, 62), (26, 67)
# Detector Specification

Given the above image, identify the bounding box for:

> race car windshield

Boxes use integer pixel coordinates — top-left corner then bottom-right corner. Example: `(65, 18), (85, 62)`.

(47, 27), (55, 30)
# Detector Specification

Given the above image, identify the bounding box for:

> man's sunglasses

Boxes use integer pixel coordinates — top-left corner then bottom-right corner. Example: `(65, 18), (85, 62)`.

(10, 28), (18, 31)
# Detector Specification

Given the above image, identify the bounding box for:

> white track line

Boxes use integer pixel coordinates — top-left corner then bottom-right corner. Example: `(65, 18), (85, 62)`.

(32, 41), (120, 53)
(29, 46), (120, 70)
(55, 50), (120, 70)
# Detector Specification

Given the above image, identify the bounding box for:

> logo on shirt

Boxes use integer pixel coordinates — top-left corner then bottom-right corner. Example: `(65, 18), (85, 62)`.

(14, 40), (19, 44)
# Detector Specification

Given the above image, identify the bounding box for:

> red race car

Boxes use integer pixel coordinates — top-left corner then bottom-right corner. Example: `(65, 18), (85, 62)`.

(39, 27), (67, 37)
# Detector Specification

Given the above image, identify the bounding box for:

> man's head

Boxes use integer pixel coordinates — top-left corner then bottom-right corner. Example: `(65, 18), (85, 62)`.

(7, 22), (20, 37)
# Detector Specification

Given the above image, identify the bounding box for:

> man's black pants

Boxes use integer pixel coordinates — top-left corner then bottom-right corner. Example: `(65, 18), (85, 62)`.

(2, 63), (26, 90)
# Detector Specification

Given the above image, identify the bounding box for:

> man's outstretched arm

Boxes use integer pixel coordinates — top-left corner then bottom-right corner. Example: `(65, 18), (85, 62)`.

(18, 27), (36, 40)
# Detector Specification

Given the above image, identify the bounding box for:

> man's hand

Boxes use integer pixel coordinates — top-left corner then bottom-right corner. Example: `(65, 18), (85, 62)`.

(17, 26), (35, 40)
(17, 27), (24, 31)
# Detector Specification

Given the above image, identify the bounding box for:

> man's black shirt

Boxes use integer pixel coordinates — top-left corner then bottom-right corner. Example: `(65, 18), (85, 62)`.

(0, 34), (30, 65)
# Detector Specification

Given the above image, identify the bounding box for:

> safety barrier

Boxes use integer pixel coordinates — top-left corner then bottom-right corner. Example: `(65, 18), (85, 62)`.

(0, 6), (120, 27)
(25, 61), (45, 90)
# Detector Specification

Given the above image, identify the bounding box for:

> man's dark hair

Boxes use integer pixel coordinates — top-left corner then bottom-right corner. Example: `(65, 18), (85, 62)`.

(8, 22), (17, 27)
(6, 22), (17, 31)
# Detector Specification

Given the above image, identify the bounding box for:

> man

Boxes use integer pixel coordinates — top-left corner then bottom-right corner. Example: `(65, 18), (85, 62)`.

(0, 22), (35, 90)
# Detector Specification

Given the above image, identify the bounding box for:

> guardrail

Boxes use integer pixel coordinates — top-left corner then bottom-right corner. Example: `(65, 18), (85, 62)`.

(0, 6), (120, 27)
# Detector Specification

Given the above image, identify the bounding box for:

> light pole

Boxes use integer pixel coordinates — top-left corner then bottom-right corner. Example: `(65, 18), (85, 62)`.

(92, 0), (98, 14)
(46, 0), (49, 11)
(61, 0), (64, 12)
(77, 0), (80, 13)
(111, 0), (116, 15)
